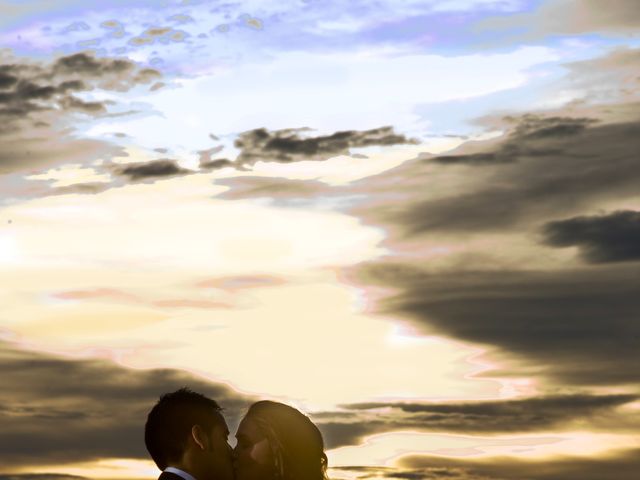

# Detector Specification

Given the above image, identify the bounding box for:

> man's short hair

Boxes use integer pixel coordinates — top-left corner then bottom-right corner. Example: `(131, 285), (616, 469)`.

(144, 387), (223, 470)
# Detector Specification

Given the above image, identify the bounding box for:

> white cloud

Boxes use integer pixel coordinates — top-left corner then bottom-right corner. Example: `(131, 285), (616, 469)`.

(90, 46), (558, 152)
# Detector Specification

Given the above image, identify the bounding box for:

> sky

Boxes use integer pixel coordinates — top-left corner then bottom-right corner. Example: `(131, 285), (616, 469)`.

(1, 1), (639, 479)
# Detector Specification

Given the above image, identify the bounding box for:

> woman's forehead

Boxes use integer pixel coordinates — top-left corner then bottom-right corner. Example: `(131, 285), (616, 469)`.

(236, 416), (264, 439)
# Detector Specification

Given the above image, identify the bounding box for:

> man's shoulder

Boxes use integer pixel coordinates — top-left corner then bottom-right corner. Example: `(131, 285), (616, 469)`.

(158, 471), (186, 480)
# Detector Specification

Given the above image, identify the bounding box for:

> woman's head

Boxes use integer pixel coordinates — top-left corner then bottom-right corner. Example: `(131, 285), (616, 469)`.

(233, 401), (328, 480)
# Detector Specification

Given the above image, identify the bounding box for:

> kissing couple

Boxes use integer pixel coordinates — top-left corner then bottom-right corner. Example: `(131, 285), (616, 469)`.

(144, 388), (329, 480)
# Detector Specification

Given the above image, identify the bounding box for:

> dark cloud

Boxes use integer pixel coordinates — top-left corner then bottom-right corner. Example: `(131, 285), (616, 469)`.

(314, 393), (639, 449)
(114, 159), (194, 181)
(0, 70), (19, 89)
(200, 158), (234, 170)
(0, 51), (161, 177)
(430, 152), (511, 165)
(341, 394), (638, 432)
(379, 108), (640, 235)
(317, 420), (387, 449)
(53, 53), (131, 76)
(0, 340), (254, 470)
(234, 126), (418, 166)
(398, 448), (640, 480)
(508, 115), (597, 140)
(332, 465), (483, 480)
(334, 448), (640, 479)
(540, 210), (640, 263)
(423, 115), (597, 165)
(52, 53), (160, 92)
(0, 475), (88, 480)
(351, 261), (640, 386)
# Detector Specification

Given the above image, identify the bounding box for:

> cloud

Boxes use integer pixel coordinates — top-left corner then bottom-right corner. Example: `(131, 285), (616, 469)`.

(318, 420), (388, 450)
(50, 182), (112, 196)
(396, 448), (640, 480)
(430, 152), (514, 165)
(194, 275), (286, 291)
(128, 26), (191, 47)
(374, 105), (640, 235)
(200, 158), (234, 170)
(352, 261), (640, 386)
(197, 145), (239, 171)
(213, 176), (333, 202)
(561, 47), (640, 104)
(508, 115), (597, 140)
(476, 0), (640, 39)
(335, 447), (640, 480)
(233, 126), (419, 166)
(540, 210), (640, 263)
(0, 476), (88, 480)
(34, 51), (156, 94)
(331, 465), (484, 480)
(0, 340), (254, 470)
(342, 394), (637, 431)
(424, 115), (597, 165)
(314, 393), (639, 449)
(0, 51), (160, 177)
(113, 159), (194, 182)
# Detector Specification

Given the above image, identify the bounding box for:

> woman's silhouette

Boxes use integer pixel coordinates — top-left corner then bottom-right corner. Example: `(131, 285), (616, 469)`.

(233, 400), (329, 480)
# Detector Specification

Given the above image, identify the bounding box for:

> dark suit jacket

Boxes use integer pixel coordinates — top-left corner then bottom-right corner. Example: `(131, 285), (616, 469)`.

(159, 471), (190, 480)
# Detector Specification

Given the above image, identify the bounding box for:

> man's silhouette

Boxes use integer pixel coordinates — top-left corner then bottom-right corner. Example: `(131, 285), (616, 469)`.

(145, 388), (234, 480)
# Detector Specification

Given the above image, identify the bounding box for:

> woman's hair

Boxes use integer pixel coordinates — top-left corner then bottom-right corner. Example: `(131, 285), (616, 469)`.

(245, 400), (328, 480)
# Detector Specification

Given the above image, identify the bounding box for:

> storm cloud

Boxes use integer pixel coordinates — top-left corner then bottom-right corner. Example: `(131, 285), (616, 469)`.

(0, 341), (254, 469)
(114, 159), (194, 181)
(397, 447), (640, 480)
(333, 447), (640, 480)
(234, 126), (418, 166)
(314, 393), (639, 449)
(374, 107), (640, 235)
(541, 210), (640, 263)
(0, 51), (160, 176)
(352, 261), (640, 386)
(341, 393), (638, 433)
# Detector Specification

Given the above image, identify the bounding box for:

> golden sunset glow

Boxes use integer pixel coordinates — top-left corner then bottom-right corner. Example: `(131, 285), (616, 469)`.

(1, 2), (639, 480)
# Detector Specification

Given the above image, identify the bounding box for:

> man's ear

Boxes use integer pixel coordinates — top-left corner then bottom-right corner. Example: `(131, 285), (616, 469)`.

(191, 424), (209, 450)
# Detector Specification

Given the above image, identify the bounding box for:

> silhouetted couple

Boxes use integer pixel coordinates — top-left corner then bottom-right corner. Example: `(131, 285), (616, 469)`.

(144, 388), (328, 480)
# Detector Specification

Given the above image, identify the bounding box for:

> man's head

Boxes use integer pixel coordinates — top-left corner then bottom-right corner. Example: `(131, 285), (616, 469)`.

(145, 388), (234, 480)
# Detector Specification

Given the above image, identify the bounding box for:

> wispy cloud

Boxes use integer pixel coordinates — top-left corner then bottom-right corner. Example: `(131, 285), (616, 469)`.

(0, 51), (159, 177)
